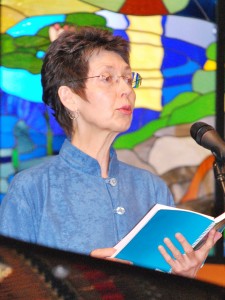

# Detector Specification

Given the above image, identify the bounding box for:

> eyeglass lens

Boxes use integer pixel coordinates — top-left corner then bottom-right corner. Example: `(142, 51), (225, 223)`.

(132, 72), (142, 88)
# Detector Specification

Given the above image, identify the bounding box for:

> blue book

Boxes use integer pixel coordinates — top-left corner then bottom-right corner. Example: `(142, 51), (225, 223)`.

(112, 204), (225, 272)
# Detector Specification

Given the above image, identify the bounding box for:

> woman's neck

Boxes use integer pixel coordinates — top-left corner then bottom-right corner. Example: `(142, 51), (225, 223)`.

(71, 131), (116, 178)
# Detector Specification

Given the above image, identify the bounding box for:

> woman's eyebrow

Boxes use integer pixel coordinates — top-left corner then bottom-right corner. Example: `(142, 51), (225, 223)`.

(99, 65), (132, 73)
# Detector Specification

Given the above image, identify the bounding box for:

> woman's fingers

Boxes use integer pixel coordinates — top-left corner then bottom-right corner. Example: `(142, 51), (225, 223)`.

(90, 247), (116, 258)
(90, 247), (132, 264)
(175, 233), (195, 257)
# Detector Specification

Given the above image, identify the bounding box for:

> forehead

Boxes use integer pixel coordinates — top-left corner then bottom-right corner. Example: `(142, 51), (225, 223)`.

(88, 49), (131, 72)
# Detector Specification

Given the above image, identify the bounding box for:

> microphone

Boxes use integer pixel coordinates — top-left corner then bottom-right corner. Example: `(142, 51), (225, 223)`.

(190, 122), (225, 162)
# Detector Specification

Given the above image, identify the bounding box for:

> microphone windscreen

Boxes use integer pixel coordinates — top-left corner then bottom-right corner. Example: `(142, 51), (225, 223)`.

(190, 122), (214, 144)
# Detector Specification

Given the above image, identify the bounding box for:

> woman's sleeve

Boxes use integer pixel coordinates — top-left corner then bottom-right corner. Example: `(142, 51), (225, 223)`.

(0, 173), (38, 243)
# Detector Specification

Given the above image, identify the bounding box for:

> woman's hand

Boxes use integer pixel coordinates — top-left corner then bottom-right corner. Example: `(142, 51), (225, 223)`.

(158, 228), (222, 278)
(90, 248), (132, 264)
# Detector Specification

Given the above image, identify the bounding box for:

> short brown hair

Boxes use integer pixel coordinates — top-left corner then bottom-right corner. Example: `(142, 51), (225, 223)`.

(41, 26), (130, 136)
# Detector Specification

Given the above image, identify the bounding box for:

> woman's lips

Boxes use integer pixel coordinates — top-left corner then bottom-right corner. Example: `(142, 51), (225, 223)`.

(117, 105), (132, 115)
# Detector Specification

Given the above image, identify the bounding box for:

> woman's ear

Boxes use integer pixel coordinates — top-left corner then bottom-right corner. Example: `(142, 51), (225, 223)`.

(58, 86), (77, 111)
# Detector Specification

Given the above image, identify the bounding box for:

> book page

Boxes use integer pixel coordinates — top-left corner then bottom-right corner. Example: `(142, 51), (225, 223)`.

(194, 214), (225, 250)
(214, 212), (225, 232)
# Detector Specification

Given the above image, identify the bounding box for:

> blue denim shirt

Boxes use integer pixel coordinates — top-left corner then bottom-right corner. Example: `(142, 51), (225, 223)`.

(0, 139), (174, 255)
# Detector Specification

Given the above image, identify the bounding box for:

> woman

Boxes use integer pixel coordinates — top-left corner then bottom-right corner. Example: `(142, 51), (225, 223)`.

(0, 27), (221, 278)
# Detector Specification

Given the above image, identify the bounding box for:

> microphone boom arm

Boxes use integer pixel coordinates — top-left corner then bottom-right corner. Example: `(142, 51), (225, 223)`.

(213, 159), (225, 198)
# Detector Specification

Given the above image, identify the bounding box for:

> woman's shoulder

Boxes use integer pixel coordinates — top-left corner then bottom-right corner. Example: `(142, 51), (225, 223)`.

(118, 159), (158, 178)
(118, 159), (170, 190)
(13, 155), (60, 181)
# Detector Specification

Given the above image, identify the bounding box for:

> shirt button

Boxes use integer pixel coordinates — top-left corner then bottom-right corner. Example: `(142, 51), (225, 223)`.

(115, 206), (125, 215)
(109, 178), (117, 186)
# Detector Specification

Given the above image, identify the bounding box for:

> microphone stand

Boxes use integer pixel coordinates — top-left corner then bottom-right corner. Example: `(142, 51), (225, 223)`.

(213, 159), (225, 207)
(213, 157), (225, 218)
(212, 159), (225, 259)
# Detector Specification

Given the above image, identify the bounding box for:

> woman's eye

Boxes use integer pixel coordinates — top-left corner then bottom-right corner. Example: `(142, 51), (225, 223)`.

(125, 77), (133, 85)
(101, 74), (113, 83)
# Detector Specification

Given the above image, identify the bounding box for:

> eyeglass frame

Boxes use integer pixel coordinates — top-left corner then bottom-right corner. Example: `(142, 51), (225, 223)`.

(67, 71), (142, 89)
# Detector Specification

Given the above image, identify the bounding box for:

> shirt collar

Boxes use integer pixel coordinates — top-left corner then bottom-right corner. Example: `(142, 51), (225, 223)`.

(59, 139), (119, 178)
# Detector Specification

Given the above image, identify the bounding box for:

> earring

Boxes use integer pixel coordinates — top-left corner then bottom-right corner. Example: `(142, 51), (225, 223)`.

(68, 110), (79, 120)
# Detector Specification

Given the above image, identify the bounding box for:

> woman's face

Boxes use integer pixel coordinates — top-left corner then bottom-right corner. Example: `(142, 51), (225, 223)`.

(75, 49), (136, 137)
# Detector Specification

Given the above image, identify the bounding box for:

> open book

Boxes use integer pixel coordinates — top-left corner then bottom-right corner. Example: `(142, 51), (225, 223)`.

(112, 204), (225, 273)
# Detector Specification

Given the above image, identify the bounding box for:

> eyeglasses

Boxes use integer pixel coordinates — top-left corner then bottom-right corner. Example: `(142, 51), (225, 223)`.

(68, 72), (142, 89)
